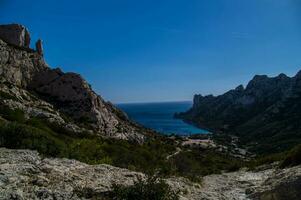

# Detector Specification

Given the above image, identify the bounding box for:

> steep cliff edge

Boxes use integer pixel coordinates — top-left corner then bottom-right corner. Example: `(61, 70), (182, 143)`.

(176, 71), (301, 153)
(0, 24), (152, 142)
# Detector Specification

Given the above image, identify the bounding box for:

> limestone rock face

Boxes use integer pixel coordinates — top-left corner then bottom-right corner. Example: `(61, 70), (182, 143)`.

(0, 24), (30, 48)
(36, 39), (43, 56)
(0, 39), (47, 87)
(29, 68), (123, 135)
(0, 24), (151, 142)
(28, 67), (147, 141)
(0, 83), (84, 133)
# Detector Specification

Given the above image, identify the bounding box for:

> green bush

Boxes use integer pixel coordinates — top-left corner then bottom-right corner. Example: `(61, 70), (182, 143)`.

(246, 152), (286, 170)
(0, 107), (25, 123)
(110, 176), (179, 200)
(69, 138), (109, 164)
(168, 149), (244, 181)
(0, 122), (66, 156)
(280, 144), (301, 168)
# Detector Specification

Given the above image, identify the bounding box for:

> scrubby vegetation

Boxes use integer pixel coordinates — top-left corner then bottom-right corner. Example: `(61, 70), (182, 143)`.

(0, 107), (25, 123)
(0, 106), (250, 181)
(0, 105), (300, 182)
(0, 115), (175, 174)
(110, 176), (179, 200)
(280, 144), (301, 168)
(243, 143), (301, 170)
(168, 149), (243, 181)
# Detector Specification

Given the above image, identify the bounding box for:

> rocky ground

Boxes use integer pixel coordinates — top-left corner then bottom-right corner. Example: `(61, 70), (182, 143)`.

(0, 148), (300, 200)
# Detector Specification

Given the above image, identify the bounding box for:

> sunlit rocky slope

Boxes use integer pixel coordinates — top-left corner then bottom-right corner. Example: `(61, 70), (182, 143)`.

(0, 24), (152, 142)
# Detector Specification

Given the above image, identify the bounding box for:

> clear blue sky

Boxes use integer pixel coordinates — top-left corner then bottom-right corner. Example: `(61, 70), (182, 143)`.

(1, 0), (301, 103)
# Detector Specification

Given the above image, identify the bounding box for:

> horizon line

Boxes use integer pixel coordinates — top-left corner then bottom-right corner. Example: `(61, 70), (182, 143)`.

(115, 100), (192, 105)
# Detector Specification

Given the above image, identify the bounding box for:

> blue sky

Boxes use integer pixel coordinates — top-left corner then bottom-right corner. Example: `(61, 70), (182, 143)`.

(1, 0), (301, 103)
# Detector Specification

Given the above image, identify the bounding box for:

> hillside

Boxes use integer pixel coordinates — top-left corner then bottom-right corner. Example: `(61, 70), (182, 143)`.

(175, 71), (301, 153)
(0, 24), (153, 143)
(1, 23), (301, 200)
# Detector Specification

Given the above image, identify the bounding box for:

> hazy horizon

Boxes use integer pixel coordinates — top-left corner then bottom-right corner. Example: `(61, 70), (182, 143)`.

(1, 0), (301, 103)
(116, 100), (192, 105)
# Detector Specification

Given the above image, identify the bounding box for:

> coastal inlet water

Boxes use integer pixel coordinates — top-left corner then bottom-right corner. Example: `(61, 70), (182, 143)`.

(117, 101), (208, 135)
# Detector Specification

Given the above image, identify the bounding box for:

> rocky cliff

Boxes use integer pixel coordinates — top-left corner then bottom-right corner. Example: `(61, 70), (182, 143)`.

(176, 71), (301, 153)
(0, 148), (300, 200)
(0, 24), (31, 48)
(0, 24), (152, 142)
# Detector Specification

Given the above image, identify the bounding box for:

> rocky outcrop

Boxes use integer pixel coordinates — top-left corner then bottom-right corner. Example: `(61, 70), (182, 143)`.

(0, 39), (47, 87)
(176, 71), (301, 153)
(0, 148), (144, 200)
(0, 24), (152, 142)
(0, 148), (300, 200)
(36, 39), (43, 56)
(28, 67), (146, 139)
(250, 166), (301, 200)
(0, 24), (30, 48)
(30, 68), (118, 132)
(0, 83), (84, 133)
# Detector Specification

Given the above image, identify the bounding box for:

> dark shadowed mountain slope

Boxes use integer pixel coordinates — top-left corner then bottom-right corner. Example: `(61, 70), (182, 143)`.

(175, 71), (301, 153)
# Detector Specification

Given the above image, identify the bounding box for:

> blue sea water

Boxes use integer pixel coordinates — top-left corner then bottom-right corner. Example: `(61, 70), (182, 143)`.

(117, 101), (207, 135)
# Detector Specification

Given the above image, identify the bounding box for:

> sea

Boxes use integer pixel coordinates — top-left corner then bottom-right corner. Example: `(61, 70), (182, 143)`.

(117, 101), (208, 135)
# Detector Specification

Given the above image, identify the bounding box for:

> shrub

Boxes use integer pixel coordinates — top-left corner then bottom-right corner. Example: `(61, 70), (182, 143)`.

(280, 144), (301, 168)
(0, 122), (66, 156)
(69, 138), (107, 164)
(168, 149), (244, 181)
(110, 176), (179, 200)
(246, 152), (286, 170)
(0, 105), (244, 181)
(0, 107), (25, 123)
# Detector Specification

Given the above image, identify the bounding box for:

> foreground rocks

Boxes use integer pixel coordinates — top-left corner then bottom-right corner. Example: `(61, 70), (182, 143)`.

(0, 148), (300, 200)
(0, 148), (143, 200)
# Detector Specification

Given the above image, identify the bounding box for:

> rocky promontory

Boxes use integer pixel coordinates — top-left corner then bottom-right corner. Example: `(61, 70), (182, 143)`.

(176, 71), (301, 153)
(0, 24), (152, 142)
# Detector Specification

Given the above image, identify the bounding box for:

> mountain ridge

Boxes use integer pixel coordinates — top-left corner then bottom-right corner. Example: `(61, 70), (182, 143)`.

(175, 70), (301, 153)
